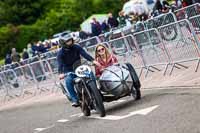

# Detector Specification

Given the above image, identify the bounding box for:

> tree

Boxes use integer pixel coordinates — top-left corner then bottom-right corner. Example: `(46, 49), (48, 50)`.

(0, 0), (125, 59)
(0, 0), (51, 26)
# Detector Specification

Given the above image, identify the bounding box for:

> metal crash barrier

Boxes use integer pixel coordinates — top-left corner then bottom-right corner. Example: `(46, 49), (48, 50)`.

(1, 3), (200, 103)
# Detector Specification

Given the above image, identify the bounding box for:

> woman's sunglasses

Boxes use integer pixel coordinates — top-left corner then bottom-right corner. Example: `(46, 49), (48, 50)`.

(97, 47), (105, 52)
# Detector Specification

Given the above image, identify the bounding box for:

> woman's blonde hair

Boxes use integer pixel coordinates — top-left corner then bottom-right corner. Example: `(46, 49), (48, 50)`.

(95, 43), (111, 63)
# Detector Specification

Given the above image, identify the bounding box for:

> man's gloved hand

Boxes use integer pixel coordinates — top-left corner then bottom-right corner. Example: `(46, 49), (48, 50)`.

(59, 74), (65, 80)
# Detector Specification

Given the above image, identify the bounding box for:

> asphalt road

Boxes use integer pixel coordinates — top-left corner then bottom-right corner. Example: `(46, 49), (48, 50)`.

(0, 87), (200, 133)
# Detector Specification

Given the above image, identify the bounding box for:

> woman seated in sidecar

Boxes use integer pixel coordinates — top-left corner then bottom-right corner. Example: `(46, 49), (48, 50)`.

(94, 43), (141, 100)
(94, 43), (118, 78)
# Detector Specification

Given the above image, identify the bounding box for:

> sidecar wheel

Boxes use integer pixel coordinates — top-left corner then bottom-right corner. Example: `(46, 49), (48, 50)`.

(125, 63), (141, 89)
(131, 86), (141, 100)
(125, 63), (141, 100)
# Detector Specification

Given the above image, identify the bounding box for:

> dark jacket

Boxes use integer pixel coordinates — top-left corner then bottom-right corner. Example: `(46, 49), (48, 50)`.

(118, 16), (127, 26)
(22, 51), (29, 60)
(108, 17), (119, 28)
(101, 22), (109, 33)
(5, 54), (12, 65)
(91, 22), (102, 36)
(57, 44), (94, 74)
(183, 0), (193, 6)
(153, 0), (163, 12)
(79, 31), (89, 40)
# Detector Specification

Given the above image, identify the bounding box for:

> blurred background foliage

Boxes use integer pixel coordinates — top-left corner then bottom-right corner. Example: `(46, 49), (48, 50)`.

(0, 0), (124, 59)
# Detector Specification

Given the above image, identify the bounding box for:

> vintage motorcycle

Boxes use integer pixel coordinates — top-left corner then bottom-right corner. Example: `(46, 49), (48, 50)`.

(60, 62), (141, 117)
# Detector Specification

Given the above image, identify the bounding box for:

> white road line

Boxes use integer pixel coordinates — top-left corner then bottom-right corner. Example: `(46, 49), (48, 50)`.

(34, 124), (55, 133)
(34, 128), (46, 132)
(89, 105), (159, 121)
(142, 87), (178, 91)
(57, 119), (69, 123)
(104, 99), (126, 106)
(70, 113), (83, 117)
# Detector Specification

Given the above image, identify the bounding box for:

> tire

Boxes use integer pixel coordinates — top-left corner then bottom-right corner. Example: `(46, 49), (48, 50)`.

(88, 81), (106, 117)
(125, 63), (141, 100)
(81, 101), (91, 116)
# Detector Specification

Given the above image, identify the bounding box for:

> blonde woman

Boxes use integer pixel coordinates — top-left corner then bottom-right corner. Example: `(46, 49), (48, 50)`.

(95, 44), (118, 77)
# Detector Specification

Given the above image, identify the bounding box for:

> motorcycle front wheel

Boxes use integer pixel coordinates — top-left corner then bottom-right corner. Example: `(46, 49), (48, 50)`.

(88, 81), (106, 117)
(81, 100), (91, 116)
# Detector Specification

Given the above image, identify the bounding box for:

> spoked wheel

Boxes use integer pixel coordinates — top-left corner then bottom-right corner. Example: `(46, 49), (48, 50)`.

(125, 63), (141, 100)
(81, 89), (91, 116)
(81, 100), (91, 116)
(131, 85), (141, 100)
(88, 81), (106, 117)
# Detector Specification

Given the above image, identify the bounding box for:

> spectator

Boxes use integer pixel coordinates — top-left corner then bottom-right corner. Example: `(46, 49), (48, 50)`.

(44, 41), (51, 50)
(11, 48), (20, 62)
(91, 17), (102, 36)
(162, 0), (170, 13)
(4, 51), (12, 65)
(22, 48), (29, 60)
(32, 42), (38, 56)
(117, 11), (127, 27)
(36, 41), (47, 54)
(182, 0), (193, 7)
(107, 13), (119, 28)
(153, 0), (163, 14)
(176, 0), (183, 8)
(49, 42), (59, 51)
(193, 0), (200, 3)
(101, 20), (109, 33)
(79, 30), (89, 40)
(27, 43), (34, 58)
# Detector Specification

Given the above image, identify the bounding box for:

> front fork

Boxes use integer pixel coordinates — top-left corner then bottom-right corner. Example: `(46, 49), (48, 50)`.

(81, 79), (94, 109)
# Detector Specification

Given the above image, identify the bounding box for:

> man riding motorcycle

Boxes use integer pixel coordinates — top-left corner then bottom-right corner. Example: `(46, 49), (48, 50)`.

(57, 35), (100, 107)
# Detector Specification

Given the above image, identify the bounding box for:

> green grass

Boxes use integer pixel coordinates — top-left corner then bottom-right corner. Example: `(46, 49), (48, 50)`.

(0, 59), (4, 65)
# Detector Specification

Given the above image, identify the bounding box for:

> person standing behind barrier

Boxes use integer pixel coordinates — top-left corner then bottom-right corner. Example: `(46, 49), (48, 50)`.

(162, 0), (170, 13)
(91, 17), (102, 37)
(153, 0), (163, 15)
(22, 48), (29, 60)
(4, 51), (12, 65)
(107, 13), (119, 28)
(57, 36), (101, 107)
(101, 20), (109, 33)
(37, 41), (48, 54)
(175, 0), (183, 8)
(27, 43), (34, 58)
(182, 0), (193, 7)
(117, 11), (127, 27)
(79, 30), (90, 40)
(94, 44), (118, 78)
(193, 0), (200, 3)
(11, 48), (21, 63)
